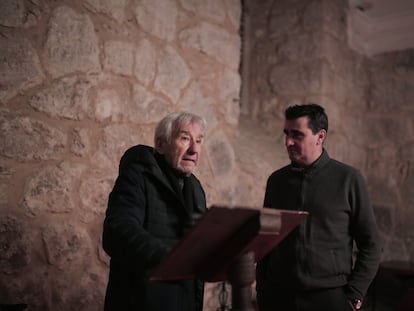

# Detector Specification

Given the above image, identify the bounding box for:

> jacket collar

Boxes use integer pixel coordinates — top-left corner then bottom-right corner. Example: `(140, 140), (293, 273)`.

(291, 149), (330, 175)
(120, 145), (187, 205)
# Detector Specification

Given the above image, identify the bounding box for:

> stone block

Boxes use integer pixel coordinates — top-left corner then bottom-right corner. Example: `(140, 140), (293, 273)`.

(0, 215), (31, 274)
(29, 76), (92, 120)
(22, 163), (84, 216)
(154, 46), (191, 103)
(70, 127), (90, 157)
(103, 40), (135, 77)
(84, 0), (127, 23)
(41, 222), (91, 269)
(179, 22), (241, 70)
(0, 0), (24, 27)
(205, 130), (235, 177)
(0, 38), (44, 102)
(43, 6), (100, 77)
(135, 0), (177, 41)
(134, 39), (157, 86)
(181, 0), (226, 23)
(0, 112), (66, 161)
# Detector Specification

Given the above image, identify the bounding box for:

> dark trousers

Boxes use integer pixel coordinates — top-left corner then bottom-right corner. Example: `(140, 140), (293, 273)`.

(257, 286), (354, 311)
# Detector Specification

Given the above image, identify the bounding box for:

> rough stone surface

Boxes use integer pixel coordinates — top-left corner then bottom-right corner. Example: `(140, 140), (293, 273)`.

(29, 76), (93, 120)
(70, 127), (91, 157)
(154, 46), (191, 103)
(0, 270), (50, 310)
(180, 0), (226, 23)
(93, 87), (123, 122)
(134, 39), (157, 86)
(205, 130), (235, 178)
(217, 68), (241, 125)
(0, 0), (24, 27)
(0, 38), (45, 102)
(84, 0), (127, 23)
(43, 6), (100, 77)
(41, 222), (91, 269)
(0, 215), (31, 274)
(179, 22), (241, 70)
(22, 163), (84, 216)
(401, 164), (414, 207)
(0, 166), (13, 205)
(180, 81), (219, 131)
(0, 112), (66, 161)
(79, 177), (113, 215)
(135, 0), (177, 41)
(130, 83), (173, 123)
(268, 2), (300, 38)
(50, 269), (105, 311)
(0, 0), (43, 28)
(103, 40), (135, 76)
(278, 33), (323, 62)
(225, 0), (242, 29)
(99, 123), (154, 164)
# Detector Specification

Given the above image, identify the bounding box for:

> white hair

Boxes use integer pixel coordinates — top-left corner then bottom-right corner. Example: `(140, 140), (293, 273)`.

(154, 111), (207, 151)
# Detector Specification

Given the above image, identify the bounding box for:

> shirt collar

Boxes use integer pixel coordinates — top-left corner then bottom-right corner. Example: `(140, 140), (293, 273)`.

(291, 149), (330, 175)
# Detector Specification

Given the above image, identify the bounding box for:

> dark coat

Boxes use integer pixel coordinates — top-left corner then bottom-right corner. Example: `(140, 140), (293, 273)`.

(103, 145), (207, 311)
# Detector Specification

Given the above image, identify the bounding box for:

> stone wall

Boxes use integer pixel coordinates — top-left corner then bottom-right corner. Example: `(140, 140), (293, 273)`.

(0, 0), (241, 310)
(2, 0), (414, 310)
(240, 0), (414, 265)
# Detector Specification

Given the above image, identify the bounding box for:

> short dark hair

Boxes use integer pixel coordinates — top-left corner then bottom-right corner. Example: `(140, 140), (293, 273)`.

(285, 103), (328, 134)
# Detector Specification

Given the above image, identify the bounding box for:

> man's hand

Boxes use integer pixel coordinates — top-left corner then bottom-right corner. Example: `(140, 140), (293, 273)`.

(348, 299), (362, 310)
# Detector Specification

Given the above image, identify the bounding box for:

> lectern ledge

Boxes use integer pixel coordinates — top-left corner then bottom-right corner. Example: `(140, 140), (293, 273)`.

(149, 205), (308, 311)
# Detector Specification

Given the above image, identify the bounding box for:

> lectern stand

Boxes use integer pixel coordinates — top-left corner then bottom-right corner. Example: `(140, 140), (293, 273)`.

(149, 205), (308, 310)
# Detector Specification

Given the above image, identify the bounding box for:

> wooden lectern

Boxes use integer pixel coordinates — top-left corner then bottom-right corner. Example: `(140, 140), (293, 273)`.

(149, 205), (308, 311)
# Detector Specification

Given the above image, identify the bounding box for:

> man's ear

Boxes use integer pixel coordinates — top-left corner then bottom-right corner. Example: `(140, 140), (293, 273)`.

(156, 138), (166, 154)
(317, 129), (327, 145)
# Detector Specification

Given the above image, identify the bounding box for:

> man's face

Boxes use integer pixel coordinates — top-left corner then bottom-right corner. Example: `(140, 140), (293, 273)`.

(159, 122), (204, 175)
(283, 116), (325, 167)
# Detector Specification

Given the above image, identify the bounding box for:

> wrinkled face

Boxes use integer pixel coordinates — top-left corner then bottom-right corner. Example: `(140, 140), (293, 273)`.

(284, 116), (325, 167)
(158, 122), (204, 175)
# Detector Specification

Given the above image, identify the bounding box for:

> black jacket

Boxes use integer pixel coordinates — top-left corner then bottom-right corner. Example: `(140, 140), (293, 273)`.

(256, 150), (381, 301)
(103, 145), (206, 310)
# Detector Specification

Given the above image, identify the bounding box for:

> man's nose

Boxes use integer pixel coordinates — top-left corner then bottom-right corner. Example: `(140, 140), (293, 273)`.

(187, 141), (200, 153)
(285, 137), (294, 146)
